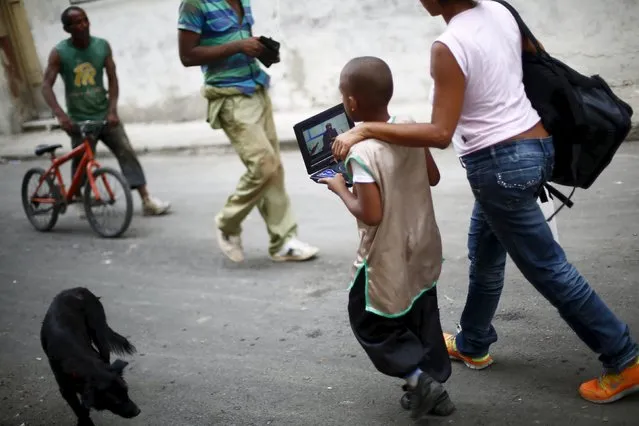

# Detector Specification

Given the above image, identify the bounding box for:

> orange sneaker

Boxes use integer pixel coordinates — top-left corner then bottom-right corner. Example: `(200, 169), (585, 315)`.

(579, 357), (639, 404)
(443, 332), (494, 370)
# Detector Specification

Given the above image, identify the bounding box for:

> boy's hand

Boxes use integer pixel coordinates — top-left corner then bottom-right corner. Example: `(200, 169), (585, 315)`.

(319, 173), (347, 194)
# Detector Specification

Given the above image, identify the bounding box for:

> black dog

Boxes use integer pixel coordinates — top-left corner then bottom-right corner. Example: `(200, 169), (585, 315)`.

(40, 287), (141, 426)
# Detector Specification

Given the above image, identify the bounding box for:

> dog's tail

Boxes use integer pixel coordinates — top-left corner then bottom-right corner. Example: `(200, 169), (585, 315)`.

(106, 328), (137, 356)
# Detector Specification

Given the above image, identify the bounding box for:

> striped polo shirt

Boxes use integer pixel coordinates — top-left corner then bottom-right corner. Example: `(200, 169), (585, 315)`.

(177, 0), (269, 94)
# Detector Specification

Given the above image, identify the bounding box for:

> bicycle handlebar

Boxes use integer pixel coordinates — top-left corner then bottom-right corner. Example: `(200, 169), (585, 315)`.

(75, 120), (108, 126)
(70, 120), (108, 139)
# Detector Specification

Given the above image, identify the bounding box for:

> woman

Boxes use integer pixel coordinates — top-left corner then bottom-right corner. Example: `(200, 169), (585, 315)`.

(427, 84), (560, 242)
(332, 0), (639, 404)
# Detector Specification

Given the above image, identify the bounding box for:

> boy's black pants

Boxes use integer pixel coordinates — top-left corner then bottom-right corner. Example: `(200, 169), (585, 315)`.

(348, 271), (451, 383)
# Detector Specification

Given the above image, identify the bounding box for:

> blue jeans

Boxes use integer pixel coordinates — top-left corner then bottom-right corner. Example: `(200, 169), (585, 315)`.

(456, 136), (638, 372)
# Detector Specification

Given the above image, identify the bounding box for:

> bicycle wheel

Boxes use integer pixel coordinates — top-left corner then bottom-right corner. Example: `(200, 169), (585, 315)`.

(84, 167), (133, 238)
(21, 167), (61, 232)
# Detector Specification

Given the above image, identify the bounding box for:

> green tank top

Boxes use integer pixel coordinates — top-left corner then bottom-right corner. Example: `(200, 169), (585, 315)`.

(56, 36), (110, 121)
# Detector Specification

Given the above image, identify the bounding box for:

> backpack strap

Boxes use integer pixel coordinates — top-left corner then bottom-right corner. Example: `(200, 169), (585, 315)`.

(543, 183), (575, 222)
(493, 0), (584, 131)
(495, 0), (580, 220)
(544, 184), (574, 208)
(492, 0), (547, 59)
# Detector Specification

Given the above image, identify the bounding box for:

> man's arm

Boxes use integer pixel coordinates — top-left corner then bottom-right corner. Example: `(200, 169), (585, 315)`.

(177, 2), (263, 67)
(331, 42), (465, 159)
(41, 48), (72, 131)
(104, 42), (118, 118)
(179, 30), (261, 67)
(41, 48), (65, 119)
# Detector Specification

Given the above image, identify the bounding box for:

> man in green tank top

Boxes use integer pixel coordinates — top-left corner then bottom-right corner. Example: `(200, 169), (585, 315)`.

(41, 6), (170, 217)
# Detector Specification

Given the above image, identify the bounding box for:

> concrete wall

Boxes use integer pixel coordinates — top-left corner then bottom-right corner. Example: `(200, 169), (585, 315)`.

(0, 6), (18, 134)
(0, 55), (14, 135)
(13, 0), (639, 124)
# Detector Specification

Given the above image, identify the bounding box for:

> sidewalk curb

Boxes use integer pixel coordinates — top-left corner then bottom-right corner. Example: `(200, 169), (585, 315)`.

(126, 138), (304, 159)
(2, 123), (639, 163)
(0, 138), (302, 162)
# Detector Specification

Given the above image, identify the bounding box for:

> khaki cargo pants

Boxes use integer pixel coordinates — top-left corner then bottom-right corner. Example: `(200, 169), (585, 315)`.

(203, 85), (297, 255)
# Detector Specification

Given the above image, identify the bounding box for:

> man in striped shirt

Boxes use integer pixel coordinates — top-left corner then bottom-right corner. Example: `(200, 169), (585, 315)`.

(177, 0), (319, 263)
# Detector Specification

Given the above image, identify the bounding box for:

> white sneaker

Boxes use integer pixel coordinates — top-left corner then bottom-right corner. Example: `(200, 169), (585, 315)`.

(216, 228), (244, 262)
(143, 196), (171, 216)
(271, 238), (319, 262)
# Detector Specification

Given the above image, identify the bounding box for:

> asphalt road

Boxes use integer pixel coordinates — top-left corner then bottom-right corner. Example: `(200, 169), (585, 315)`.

(1, 144), (638, 426)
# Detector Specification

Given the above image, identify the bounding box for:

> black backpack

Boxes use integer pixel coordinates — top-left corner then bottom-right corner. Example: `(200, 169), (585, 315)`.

(493, 0), (634, 219)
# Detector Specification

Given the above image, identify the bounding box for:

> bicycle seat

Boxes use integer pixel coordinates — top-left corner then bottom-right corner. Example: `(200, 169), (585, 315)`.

(34, 144), (63, 156)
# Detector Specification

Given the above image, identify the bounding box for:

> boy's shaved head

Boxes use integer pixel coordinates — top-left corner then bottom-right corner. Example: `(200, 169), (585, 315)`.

(340, 56), (394, 110)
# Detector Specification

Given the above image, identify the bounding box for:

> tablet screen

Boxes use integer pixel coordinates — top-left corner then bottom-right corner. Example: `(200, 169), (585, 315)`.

(301, 111), (351, 165)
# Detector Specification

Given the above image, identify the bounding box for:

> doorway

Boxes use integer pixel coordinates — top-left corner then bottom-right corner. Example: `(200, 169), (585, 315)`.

(0, 0), (45, 133)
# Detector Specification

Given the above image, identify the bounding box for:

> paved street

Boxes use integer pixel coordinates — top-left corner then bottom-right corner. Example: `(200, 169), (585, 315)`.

(0, 145), (638, 426)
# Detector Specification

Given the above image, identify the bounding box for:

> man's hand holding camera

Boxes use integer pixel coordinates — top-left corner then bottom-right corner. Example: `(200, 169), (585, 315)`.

(236, 37), (265, 57)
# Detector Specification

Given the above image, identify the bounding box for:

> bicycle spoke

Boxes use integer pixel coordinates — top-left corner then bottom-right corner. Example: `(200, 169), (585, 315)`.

(87, 171), (127, 235)
(32, 207), (56, 215)
(22, 168), (60, 232)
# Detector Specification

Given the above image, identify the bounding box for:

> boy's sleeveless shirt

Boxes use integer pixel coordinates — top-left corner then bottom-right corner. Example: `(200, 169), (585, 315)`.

(345, 116), (443, 318)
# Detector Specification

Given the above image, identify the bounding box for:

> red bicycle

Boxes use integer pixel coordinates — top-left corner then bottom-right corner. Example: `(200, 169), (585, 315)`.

(21, 120), (133, 238)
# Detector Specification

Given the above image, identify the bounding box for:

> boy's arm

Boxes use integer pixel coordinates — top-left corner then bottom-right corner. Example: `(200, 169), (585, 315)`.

(319, 163), (382, 226)
(335, 182), (382, 227)
(425, 148), (441, 186)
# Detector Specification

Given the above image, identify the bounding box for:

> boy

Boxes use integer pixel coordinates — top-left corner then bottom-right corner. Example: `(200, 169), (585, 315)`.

(319, 56), (454, 421)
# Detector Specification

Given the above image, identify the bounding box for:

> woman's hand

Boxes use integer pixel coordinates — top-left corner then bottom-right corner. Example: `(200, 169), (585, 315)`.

(331, 125), (368, 160)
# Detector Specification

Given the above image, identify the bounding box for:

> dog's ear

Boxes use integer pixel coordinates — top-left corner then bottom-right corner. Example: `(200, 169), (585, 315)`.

(81, 382), (95, 410)
(109, 359), (129, 376)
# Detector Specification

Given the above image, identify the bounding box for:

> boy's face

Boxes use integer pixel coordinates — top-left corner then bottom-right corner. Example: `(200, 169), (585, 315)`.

(339, 76), (362, 122)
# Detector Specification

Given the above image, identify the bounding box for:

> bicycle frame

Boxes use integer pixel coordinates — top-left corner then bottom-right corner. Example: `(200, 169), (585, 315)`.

(30, 133), (115, 207)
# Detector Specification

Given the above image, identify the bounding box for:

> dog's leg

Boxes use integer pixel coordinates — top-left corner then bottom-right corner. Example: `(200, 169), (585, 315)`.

(59, 388), (95, 426)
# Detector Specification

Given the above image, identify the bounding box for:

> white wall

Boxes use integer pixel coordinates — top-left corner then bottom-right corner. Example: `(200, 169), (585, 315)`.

(15, 0), (639, 124)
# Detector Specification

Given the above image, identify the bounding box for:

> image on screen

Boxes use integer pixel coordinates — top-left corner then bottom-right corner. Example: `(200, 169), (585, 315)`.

(302, 111), (351, 163)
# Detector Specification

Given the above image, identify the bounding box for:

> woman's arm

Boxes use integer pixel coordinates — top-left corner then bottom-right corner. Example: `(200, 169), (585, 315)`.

(332, 42), (466, 160)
